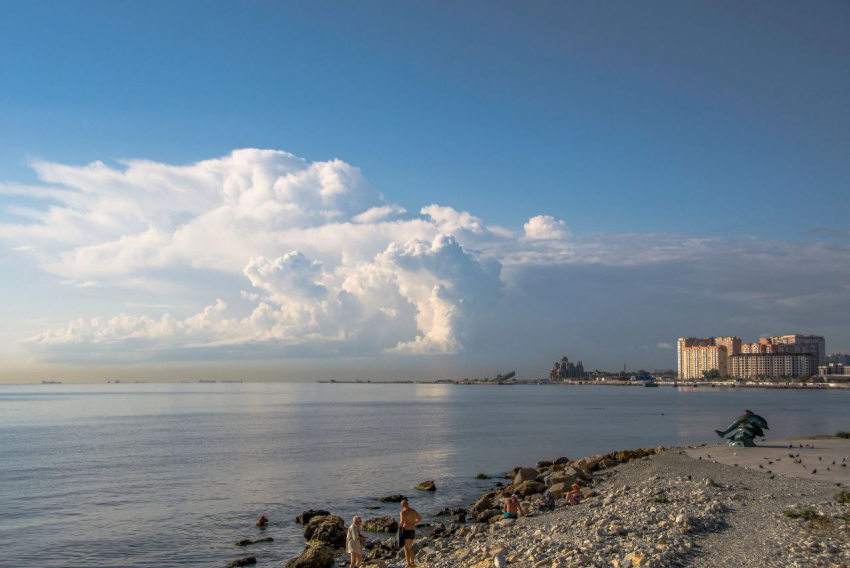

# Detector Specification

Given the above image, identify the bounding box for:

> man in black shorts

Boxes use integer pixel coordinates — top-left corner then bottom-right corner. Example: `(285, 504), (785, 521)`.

(399, 499), (421, 567)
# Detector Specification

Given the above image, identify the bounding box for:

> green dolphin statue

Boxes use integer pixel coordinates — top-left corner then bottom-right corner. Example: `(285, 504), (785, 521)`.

(715, 410), (769, 447)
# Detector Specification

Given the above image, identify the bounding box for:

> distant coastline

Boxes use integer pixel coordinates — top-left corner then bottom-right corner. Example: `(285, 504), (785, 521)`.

(319, 379), (850, 390)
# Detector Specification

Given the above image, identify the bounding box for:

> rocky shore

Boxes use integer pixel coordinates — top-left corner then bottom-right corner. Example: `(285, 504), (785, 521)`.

(280, 438), (850, 568)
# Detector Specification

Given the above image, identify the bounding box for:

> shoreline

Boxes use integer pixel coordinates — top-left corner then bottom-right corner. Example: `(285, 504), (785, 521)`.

(283, 436), (850, 568)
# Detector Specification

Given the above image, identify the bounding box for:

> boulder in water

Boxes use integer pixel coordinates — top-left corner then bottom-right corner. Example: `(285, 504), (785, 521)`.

(375, 494), (406, 503)
(363, 517), (398, 533)
(285, 543), (335, 568)
(295, 509), (330, 525)
(474, 473), (491, 479)
(228, 558), (257, 568)
(415, 480), (436, 491)
(303, 515), (346, 548)
(235, 537), (273, 547)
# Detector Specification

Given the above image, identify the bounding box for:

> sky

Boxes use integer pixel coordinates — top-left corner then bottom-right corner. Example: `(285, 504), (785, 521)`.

(1, 1), (849, 382)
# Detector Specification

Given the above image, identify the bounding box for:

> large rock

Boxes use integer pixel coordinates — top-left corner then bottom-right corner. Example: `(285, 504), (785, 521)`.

(549, 474), (579, 488)
(415, 480), (436, 491)
(574, 456), (601, 472)
(563, 466), (589, 481)
(553, 456), (570, 465)
(535, 460), (553, 469)
(228, 558), (257, 568)
(513, 467), (539, 484)
(477, 509), (502, 522)
(470, 496), (492, 517)
(512, 480), (546, 498)
(303, 515), (345, 548)
(285, 543), (335, 568)
(295, 509), (330, 525)
(375, 494), (406, 502)
(363, 517), (398, 533)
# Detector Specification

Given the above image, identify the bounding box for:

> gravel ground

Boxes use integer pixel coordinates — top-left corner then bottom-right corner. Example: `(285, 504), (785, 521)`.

(352, 447), (850, 567)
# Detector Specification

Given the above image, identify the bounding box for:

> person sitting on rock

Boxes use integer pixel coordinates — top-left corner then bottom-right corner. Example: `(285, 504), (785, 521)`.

(346, 515), (366, 567)
(503, 494), (523, 519)
(535, 490), (555, 512)
(560, 483), (583, 506)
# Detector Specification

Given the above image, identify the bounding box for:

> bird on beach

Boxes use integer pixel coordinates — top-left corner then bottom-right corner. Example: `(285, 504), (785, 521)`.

(758, 465), (764, 469)
(698, 457), (702, 460)
(842, 464), (847, 468)
(819, 457), (822, 461)
(707, 454), (711, 459)
(734, 463), (739, 467)
(812, 469), (817, 474)
(827, 467), (830, 471)
(767, 470), (772, 474)
(832, 461), (836, 465)
(768, 461), (773, 465)
(769, 475), (775, 479)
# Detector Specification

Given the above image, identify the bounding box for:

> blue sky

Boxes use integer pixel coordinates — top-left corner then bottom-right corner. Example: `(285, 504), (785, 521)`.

(1, 1), (849, 381)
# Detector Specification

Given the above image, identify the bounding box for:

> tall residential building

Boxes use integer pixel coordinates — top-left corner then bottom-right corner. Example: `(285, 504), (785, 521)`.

(761, 335), (826, 367)
(714, 336), (742, 357)
(729, 353), (816, 379)
(677, 337), (738, 379)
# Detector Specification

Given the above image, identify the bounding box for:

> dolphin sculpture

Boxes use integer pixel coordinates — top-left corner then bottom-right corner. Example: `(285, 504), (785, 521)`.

(715, 410), (769, 447)
(714, 409), (769, 438)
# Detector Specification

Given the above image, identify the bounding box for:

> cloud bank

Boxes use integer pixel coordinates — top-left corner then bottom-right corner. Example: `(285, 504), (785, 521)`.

(2, 149), (849, 364)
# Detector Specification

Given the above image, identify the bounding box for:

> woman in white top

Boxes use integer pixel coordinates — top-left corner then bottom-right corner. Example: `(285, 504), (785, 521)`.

(346, 515), (365, 567)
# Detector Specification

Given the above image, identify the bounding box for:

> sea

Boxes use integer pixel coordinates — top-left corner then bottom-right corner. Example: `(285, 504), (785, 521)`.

(2, 382), (849, 567)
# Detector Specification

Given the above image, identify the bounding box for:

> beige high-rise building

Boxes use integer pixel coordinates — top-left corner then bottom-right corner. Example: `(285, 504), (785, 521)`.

(677, 337), (738, 379)
(714, 336), (741, 357)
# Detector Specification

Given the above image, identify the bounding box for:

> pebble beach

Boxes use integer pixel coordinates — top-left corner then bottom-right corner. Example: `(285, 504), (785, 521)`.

(278, 435), (850, 568)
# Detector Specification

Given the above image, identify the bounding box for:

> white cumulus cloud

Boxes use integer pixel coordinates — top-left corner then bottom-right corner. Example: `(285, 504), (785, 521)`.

(524, 215), (569, 240)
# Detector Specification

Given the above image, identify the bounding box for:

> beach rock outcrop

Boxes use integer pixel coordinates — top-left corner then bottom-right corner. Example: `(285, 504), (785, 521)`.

(376, 494), (406, 502)
(474, 473), (491, 479)
(477, 509), (502, 522)
(285, 543), (335, 568)
(303, 515), (345, 548)
(510, 480), (546, 498)
(553, 456), (570, 465)
(363, 517), (398, 533)
(514, 467), (539, 484)
(415, 480), (437, 491)
(470, 495), (495, 518)
(295, 509), (330, 525)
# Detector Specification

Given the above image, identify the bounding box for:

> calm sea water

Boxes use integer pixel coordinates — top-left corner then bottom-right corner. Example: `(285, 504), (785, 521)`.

(2, 383), (849, 566)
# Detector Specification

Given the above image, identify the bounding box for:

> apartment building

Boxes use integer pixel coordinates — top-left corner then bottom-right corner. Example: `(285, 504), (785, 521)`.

(729, 353), (816, 379)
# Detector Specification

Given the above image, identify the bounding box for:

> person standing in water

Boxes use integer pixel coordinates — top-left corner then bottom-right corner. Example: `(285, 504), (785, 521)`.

(399, 499), (421, 567)
(346, 515), (366, 567)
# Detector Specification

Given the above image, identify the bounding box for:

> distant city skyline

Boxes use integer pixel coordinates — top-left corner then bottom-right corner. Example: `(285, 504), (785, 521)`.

(1, 2), (849, 382)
